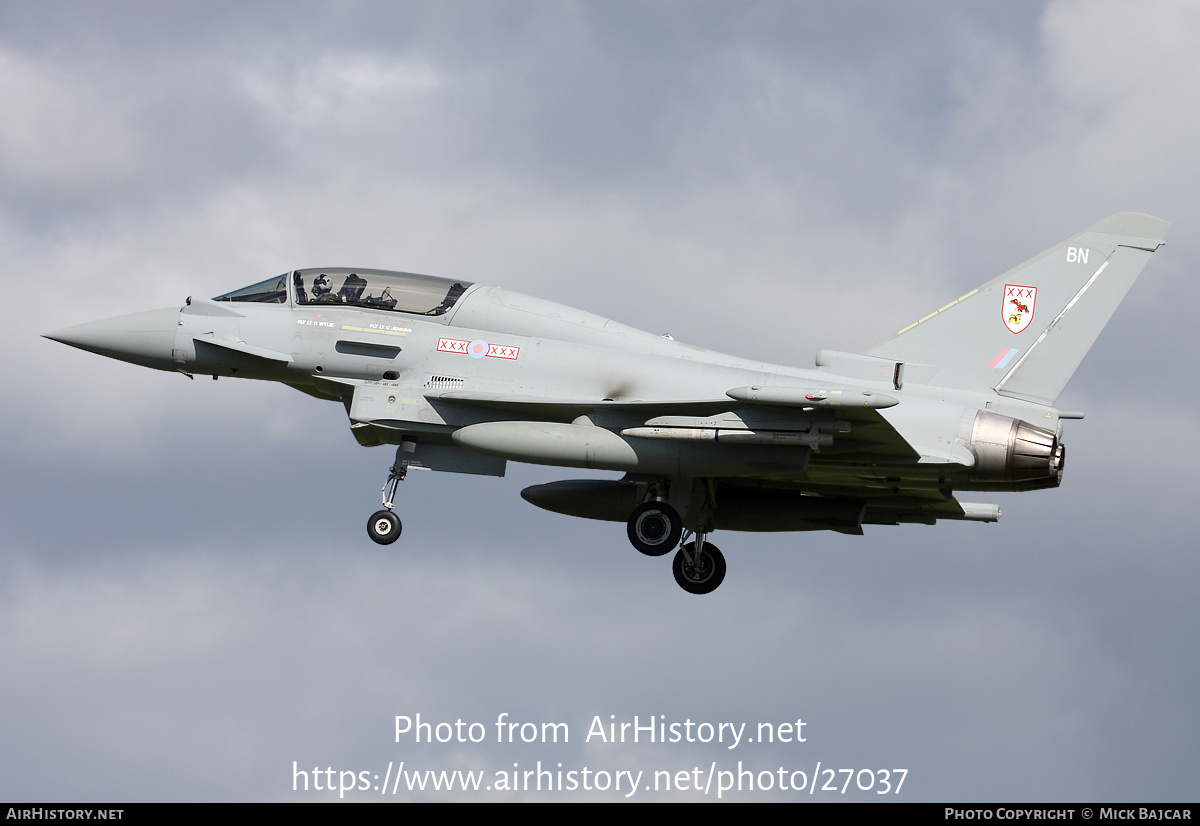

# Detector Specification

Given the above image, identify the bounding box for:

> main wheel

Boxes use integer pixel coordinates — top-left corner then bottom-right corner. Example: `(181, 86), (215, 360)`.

(368, 510), (402, 545)
(672, 541), (726, 594)
(627, 502), (683, 556)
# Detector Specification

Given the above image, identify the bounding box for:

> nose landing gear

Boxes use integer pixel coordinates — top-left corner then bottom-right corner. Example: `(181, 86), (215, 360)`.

(367, 440), (414, 546)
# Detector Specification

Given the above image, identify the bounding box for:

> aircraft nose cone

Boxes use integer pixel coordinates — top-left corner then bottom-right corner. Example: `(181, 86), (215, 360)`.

(44, 306), (181, 370)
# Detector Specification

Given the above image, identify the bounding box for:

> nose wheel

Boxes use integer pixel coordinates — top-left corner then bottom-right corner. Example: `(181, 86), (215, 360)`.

(368, 510), (402, 544)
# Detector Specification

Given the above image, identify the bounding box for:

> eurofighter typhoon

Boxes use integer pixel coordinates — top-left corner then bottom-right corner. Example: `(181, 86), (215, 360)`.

(45, 213), (1168, 594)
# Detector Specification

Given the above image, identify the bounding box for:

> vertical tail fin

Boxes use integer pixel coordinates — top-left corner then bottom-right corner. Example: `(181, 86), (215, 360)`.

(864, 213), (1169, 404)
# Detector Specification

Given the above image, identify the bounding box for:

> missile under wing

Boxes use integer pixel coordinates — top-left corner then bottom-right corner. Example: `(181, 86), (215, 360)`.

(44, 213), (1169, 594)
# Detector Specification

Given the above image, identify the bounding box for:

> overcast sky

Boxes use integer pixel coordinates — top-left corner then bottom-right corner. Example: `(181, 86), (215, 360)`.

(2, 0), (1198, 801)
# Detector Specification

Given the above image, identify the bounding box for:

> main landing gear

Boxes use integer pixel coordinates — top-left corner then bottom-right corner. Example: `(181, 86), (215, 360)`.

(368, 441), (413, 546)
(625, 498), (726, 595)
(673, 536), (726, 595)
(627, 502), (682, 556)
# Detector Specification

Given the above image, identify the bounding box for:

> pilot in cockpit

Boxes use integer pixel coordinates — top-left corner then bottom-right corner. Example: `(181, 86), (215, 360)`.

(311, 273), (332, 299)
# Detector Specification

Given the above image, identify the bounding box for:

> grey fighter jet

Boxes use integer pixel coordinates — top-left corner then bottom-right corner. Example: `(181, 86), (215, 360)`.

(45, 213), (1168, 594)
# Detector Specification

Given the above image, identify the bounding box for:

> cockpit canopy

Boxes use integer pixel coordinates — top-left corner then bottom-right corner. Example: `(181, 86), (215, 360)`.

(213, 274), (288, 304)
(214, 268), (473, 316)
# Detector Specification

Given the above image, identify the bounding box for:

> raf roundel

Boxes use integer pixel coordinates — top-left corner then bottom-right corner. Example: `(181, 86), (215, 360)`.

(468, 340), (489, 358)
